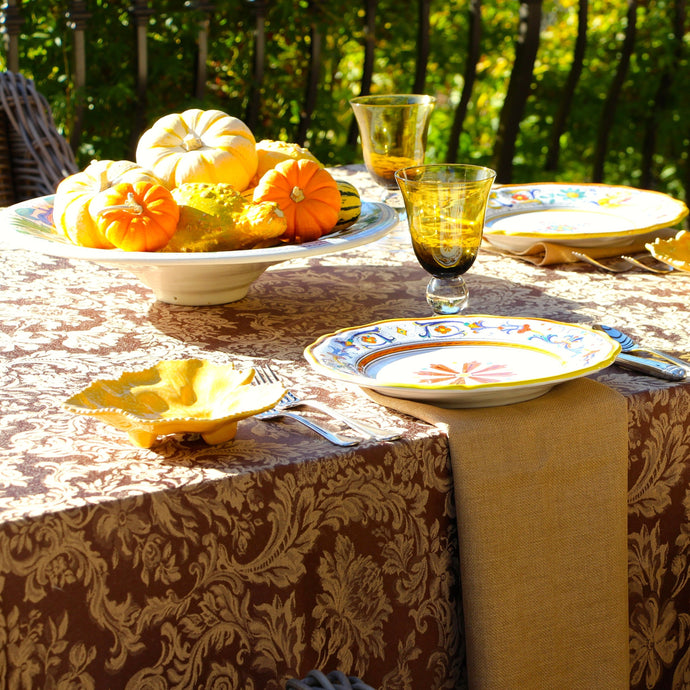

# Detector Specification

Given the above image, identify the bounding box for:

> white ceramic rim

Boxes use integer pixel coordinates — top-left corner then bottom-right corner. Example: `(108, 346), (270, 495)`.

(1, 196), (397, 267)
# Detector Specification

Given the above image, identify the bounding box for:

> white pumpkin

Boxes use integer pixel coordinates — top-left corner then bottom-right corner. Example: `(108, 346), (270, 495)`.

(135, 109), (258, 191)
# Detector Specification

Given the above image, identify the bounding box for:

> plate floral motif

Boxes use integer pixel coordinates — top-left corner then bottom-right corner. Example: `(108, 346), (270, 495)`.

(414, 361), (514, 385)
(304, 315), (620, 408)
(1, 195), (398, 305)
(484, 183), (688, 252)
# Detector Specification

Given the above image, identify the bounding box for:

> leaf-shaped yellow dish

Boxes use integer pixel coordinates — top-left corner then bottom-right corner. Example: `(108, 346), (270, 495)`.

(63, 359), (284, 448)
(647, 230), (690, 272)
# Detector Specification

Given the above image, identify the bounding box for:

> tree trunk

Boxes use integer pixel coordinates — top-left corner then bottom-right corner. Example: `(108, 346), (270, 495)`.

(492, 0), (542, 183)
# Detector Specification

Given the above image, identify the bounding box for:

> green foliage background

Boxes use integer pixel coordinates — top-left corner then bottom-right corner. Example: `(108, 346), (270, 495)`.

(4, 0), (689, 201)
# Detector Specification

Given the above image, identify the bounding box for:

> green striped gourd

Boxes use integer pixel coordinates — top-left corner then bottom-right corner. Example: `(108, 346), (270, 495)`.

(334, 180), (361, 230)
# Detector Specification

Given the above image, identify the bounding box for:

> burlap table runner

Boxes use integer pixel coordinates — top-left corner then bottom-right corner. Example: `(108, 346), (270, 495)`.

(366, 377), (628, 689)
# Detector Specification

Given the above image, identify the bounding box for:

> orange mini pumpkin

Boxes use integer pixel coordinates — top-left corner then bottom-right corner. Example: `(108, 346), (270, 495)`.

(93, 181), (180, 252)
(252, 158), (340, 243)
(53, 159), (166, 248)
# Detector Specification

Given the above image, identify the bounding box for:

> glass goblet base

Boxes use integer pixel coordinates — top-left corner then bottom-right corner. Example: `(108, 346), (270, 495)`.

(426, 276), (469, 315)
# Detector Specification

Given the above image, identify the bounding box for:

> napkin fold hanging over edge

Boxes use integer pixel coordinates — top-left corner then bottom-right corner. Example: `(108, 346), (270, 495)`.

(365, 377), (629, 690)
(483, 237), (649, 266)
(482, 227), (677, 265)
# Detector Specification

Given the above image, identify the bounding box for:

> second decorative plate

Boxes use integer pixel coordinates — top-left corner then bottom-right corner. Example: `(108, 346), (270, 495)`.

(484, 182), (688, 252)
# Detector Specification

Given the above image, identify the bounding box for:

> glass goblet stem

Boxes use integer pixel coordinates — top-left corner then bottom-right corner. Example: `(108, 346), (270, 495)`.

(426, 276), (469, 315)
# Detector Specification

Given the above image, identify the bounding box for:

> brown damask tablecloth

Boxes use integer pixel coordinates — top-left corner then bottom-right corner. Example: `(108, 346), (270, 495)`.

(1, 165), (690, 689)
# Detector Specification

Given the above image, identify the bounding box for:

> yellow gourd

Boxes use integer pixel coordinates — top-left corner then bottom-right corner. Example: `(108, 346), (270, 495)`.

(164, 182), (287, 252)
(250, 139), (322, 187)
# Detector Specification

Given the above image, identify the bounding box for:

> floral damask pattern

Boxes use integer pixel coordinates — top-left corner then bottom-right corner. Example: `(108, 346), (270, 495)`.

(1, 166), (690, 687)
(0, 432), (462, 689)
(626, 388), (690, 689)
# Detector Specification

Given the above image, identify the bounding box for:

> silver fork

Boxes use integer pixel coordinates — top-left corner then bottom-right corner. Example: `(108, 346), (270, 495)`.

(571, 251), (633, 273)
(621, 254), (675, 274)
(252, 369), (362, 447)
(255, 365), (402, 442)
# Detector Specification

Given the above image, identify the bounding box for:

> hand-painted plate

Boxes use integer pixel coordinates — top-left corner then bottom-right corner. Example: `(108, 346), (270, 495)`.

(484, 183), (688, 252)
(304, 315), (620, 408)
(1, 195), (397, 305)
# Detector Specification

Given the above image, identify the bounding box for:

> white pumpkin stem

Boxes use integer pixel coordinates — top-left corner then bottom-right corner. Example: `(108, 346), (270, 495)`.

(98, 166), (111, 191)
(182, 133), (204, 151)
(290, 186), (305, 203)
(97, 192), (144, 217)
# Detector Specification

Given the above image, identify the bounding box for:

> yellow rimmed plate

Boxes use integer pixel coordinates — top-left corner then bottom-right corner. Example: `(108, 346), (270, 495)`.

(304, 316), (620, 408)
(484, 183), (688, 253)
(63, 359), (284, 448)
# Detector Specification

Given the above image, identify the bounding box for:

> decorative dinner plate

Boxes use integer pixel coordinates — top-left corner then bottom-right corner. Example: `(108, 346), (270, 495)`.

(1, 196), (398, 305)
(304, 315), (620, 408)
(484, 183), (688, 253)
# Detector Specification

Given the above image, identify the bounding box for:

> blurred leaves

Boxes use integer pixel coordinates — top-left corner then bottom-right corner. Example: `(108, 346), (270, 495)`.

(2, 0), (688, 201)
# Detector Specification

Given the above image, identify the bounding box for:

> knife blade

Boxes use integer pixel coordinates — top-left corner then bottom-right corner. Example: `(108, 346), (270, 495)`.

(615, 353), (687, 381)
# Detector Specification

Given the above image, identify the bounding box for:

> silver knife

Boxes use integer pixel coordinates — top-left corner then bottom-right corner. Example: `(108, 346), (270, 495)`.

(594, 324), (690, 372)
(615, 353), (687, 381)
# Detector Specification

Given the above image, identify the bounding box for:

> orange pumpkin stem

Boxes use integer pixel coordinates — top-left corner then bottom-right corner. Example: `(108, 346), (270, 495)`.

(97, 192), (144, 217)
(290, 186), (305, 203)
(182, 133), (204, 151)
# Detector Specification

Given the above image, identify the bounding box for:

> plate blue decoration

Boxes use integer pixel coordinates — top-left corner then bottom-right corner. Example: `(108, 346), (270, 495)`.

(304, 315), (620, 408)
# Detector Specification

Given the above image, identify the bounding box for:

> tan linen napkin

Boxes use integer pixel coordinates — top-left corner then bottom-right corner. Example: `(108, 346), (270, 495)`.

(483, 236), (654, 266)
(366, 377), (629, 689)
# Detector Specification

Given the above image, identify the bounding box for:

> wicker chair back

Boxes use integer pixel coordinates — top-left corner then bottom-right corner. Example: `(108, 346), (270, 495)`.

(285, 669), (376, 690)
(0, 71), (78, 206)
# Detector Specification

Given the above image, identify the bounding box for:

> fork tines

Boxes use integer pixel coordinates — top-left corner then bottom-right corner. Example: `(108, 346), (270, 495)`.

(253, 364), (283, 387)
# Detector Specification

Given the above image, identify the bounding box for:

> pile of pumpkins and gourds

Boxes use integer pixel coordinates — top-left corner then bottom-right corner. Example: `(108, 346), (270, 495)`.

(53, 108), (362, 253)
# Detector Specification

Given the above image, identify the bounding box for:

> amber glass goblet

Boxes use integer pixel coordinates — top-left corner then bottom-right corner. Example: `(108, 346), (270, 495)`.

(395, 164), (497, 315)
(350, 94), (436, 201)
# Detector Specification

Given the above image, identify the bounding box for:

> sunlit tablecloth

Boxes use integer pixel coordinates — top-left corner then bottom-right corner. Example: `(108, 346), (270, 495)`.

(1, 165), (690, 689)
